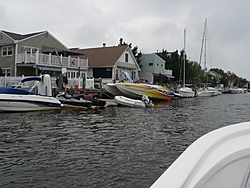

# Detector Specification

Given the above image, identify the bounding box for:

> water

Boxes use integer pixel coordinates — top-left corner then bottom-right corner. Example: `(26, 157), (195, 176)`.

(1, 93), (250, 188)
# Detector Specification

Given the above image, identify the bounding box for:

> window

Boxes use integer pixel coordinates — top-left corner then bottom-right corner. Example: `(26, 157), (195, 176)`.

(149, 63), (153, 66)
(2, 46), (13, 56)
(81, 73), (85, 78)
(125, 53), (128, 62)
(67, 72), (70, 78)
(24, 47), (37, 54)
(2, 68), (11, 76)
(70, 72), (76, 78)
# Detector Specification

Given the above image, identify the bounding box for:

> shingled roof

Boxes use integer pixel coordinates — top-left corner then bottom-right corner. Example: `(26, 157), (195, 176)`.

(1, 30), (45, 41)
(72, 45), (129, 67)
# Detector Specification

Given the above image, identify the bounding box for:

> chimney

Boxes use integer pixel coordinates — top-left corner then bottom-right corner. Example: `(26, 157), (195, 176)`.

(103, 43), (106, 47)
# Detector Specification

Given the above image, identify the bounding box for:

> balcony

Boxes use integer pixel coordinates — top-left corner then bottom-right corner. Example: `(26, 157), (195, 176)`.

(16, 52), (88, 69)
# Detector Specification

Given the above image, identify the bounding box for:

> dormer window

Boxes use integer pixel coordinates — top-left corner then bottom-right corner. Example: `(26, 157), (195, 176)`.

(125, 53), (128, 62)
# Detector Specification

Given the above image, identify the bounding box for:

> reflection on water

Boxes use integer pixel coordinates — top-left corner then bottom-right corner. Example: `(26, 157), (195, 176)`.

(1, 93), (250, 187)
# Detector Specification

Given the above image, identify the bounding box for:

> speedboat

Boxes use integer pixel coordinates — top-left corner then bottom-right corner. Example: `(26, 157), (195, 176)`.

(103, 83), (125, 96)
(115, 83), (174, 101)
(0, 74), (62, 112)
(115, 95), (154, 108)
(151, 121), (250, 188)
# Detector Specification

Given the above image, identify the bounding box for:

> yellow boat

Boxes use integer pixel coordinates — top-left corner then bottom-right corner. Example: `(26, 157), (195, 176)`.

(115, 83), (174, 101)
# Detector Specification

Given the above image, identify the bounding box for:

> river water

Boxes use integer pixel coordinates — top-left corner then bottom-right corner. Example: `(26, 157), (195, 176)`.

(1, 93), (250, 188)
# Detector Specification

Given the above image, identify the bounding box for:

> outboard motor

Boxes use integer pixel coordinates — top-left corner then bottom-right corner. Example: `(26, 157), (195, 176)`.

(142, 95), (154, 107)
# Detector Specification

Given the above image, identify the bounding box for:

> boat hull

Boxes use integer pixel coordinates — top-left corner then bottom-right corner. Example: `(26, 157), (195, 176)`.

(115, 96), (146, 107)
(197, 90), (215, 97)
(151, 121), (250, 188)
(178, 87), (195, 98)
(0, 94), (62, 112)
(115, 83), (174, 101)
(103, 83), (124, 96)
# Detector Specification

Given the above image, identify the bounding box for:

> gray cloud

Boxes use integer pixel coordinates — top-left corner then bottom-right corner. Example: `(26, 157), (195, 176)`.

(1, 0), (250, 79)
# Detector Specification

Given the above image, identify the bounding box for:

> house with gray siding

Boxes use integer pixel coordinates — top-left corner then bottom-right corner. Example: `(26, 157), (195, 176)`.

(139, 53), (173, 83)
(0, 30), (88, 79)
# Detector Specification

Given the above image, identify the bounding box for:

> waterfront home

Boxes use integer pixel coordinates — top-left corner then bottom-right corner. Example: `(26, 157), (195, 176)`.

(139, 53), (174, 83)
(0, 30), (88, 79)
(71, 44), (141, 83)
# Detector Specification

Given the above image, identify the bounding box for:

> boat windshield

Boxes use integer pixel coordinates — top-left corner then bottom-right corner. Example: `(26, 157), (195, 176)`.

(21, 76), (41, 83)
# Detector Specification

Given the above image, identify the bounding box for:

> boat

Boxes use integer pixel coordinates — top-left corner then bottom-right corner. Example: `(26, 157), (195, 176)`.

(196, 88), (215, 97)
(115, 95), (154, 108)
(178, 87), (195, 98)
(103, 82), (127, 97)
(207, 86), (222, 95)
(151, 121), (250, 188)
(178, 29), (195, 98)
(115, 83), (174, 101)
(56, 92), (93, 108)
(229, 87), (241, 94)
(103, 71), (134, 97)
(0, 74), (62, 112)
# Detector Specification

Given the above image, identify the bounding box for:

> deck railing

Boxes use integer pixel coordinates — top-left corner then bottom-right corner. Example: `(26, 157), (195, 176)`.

(16, 52), (88, 69)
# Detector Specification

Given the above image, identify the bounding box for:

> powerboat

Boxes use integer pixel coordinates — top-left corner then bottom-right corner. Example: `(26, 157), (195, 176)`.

(115, 95), (154, 108)
(151, 121), (250, 188)
(0, 74), (62, 112)
(115, 83), (174, 101)
(103, 83), (124, 96)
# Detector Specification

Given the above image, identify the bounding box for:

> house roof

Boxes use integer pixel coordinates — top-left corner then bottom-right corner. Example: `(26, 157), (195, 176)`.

(1, 30), (45, 41)
(71, 45), (129, 67)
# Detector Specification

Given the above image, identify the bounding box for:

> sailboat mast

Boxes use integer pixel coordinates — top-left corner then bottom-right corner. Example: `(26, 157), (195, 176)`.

(204, 19), (207, 78)
(198, 18), (207, 86)
(183, 28), (186, 87)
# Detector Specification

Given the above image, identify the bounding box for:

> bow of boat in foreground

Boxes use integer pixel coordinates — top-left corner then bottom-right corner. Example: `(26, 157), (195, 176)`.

(151, 121), (250, 188)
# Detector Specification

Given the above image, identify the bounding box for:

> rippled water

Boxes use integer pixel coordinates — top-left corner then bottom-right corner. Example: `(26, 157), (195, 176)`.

(1, 93), (250, 188)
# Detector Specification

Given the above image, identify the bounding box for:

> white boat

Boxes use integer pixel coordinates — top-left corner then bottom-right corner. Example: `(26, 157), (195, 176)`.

(178, 87), (195, 98)
(229, 87), (241, 94)
(207, 86), (222, 95)
(0, 74), (62, 112)
(196, 88), (215, 97)
(151, 121), (250, 188)
(178, 29), (195, 98)
(114, 95), (154, 108)
(103, 83), (125, 96)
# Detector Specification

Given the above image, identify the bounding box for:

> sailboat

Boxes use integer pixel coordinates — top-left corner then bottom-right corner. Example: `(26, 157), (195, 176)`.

(178, 29), (195, 98)
(196, 19), (215, 97)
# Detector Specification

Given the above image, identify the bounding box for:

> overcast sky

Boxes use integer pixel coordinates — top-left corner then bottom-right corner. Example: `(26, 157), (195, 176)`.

(1, 0), (250, 79)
